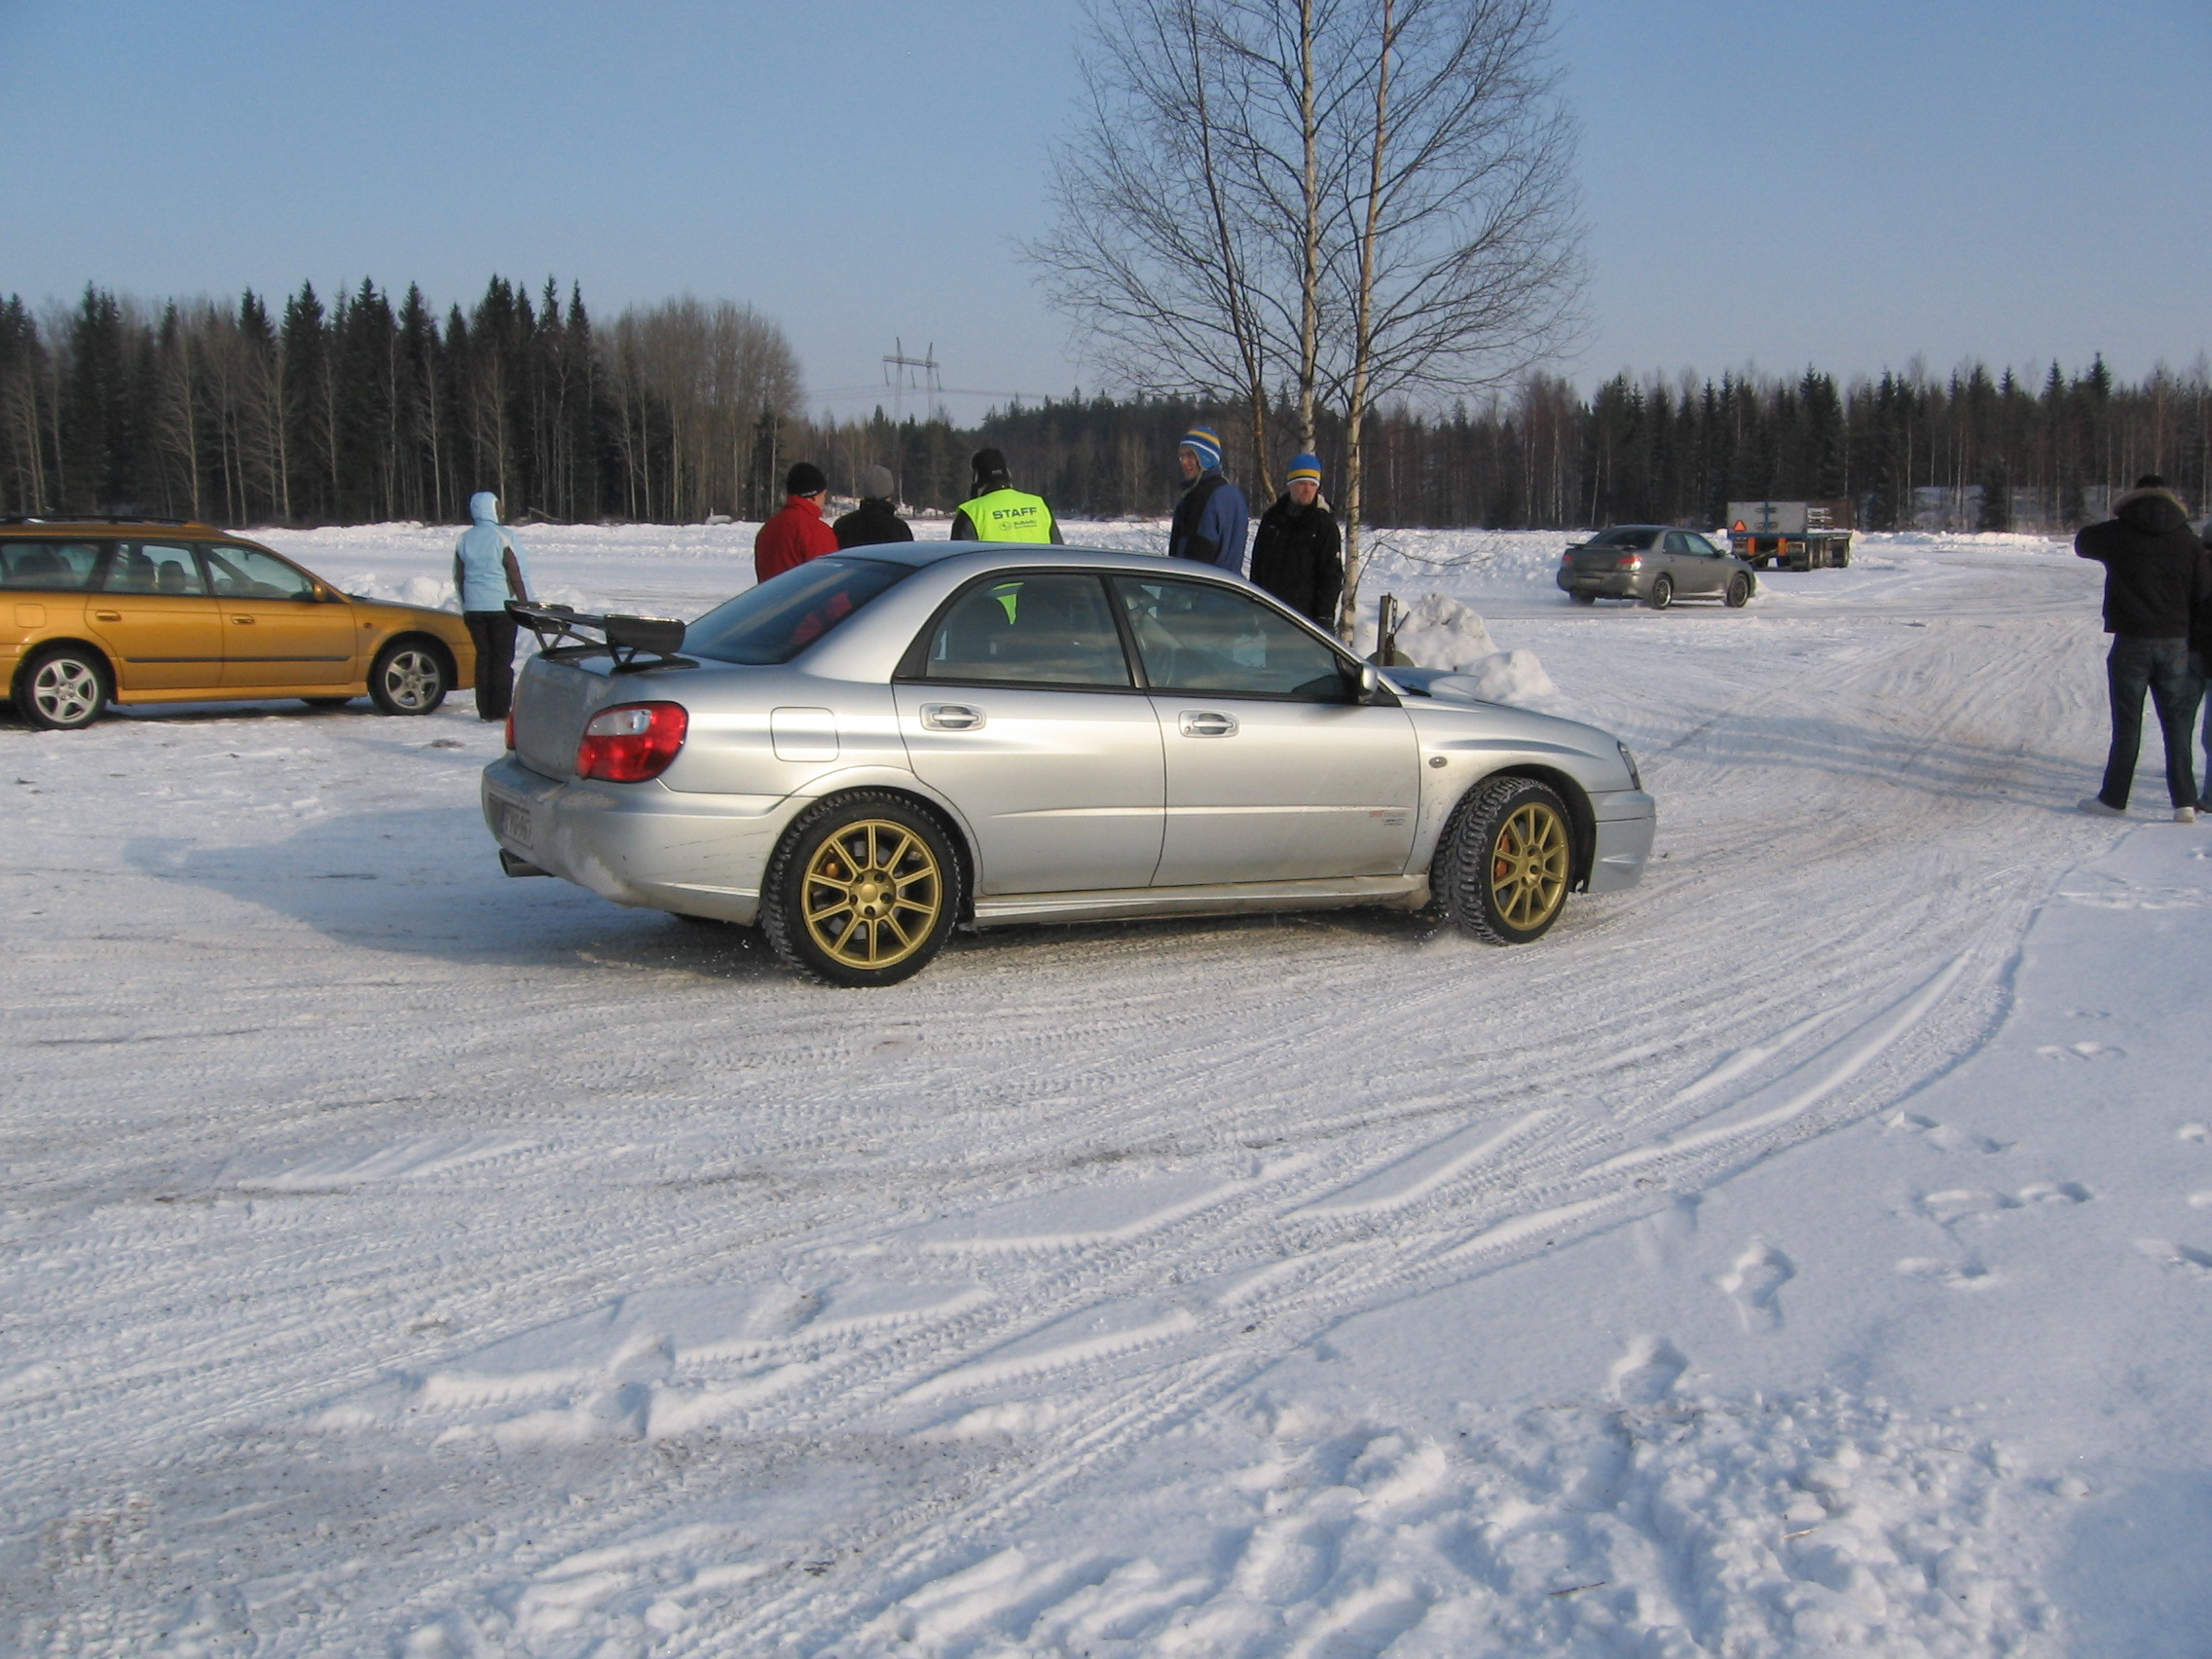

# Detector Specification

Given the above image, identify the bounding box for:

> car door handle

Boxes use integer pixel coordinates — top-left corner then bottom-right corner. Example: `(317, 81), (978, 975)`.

(920, 702), (984, 731)
(1177, 710), (1238, 737)
(93, 609), (122, 621)
(232, 615), (257, 624)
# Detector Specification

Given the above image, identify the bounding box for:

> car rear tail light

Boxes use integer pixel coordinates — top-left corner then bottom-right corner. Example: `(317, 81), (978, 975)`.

(504, 710), (515, 750)
(1618, 555), (1642, 571)
(575, 701), (688, 782)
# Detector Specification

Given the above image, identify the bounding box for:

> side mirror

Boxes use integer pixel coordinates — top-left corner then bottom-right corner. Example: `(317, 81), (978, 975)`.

(1358, 663), (1380, 698)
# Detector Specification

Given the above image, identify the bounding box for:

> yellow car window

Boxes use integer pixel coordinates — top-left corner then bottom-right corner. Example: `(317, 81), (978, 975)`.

(0, 541), (102, 590)
(98, 543), (205, 596)
(203, 543), (318, 602)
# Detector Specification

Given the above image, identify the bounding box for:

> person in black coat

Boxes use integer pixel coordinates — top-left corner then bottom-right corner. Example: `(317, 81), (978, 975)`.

(833, 464), (914, 550)
(1248, 453), (1343, 627)
(2074, 474), (2212, 819)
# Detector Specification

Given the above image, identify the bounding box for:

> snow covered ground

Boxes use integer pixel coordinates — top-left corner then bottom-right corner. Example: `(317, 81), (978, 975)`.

(4, 522), (2209, 1657)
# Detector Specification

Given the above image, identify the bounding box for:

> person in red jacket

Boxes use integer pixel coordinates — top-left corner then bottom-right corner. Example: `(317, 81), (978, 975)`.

(754, 461), (840, 583)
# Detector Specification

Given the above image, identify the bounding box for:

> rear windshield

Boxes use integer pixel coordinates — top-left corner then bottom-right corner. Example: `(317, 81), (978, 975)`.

(1590, 528), (1660, 549)
(683, 558), (913, 665)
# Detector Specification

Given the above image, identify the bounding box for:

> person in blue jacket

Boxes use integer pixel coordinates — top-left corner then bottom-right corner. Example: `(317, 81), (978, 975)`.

(1166, 425), (1249, 574)
(453, 491), (533, 721)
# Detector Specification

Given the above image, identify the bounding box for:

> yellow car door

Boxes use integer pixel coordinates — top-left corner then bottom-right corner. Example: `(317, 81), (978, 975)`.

(201, 542), (358, 687)
(84, 541), (225, 692)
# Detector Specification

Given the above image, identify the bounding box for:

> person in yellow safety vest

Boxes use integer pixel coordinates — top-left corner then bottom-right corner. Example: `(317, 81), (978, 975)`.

(951, 448), (1063, 544)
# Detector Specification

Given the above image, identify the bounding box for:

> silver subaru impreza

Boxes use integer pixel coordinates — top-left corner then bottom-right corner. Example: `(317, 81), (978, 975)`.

(481, 543), (1655, 985)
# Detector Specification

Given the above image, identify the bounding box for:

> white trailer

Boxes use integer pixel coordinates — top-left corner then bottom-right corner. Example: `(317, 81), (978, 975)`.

(1726, 499), (1854, 570)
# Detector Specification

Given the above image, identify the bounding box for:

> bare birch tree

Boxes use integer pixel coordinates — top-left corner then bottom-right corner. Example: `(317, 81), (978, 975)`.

(1037, 0), (1581, 641)
(1032, 0), (1283, 493)
(604, 298), (799, 521)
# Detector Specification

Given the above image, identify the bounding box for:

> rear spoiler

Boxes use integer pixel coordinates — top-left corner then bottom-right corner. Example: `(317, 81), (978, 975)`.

(507, 601), (691, 670)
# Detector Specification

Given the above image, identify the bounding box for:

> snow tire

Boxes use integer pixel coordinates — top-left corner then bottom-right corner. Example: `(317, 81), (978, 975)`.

(761, 792), (963, 987)
(1434, 774), (1574, 946)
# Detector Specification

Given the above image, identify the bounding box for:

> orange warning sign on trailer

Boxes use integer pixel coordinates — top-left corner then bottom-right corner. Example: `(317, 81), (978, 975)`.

(1731, 520), (1747, 534)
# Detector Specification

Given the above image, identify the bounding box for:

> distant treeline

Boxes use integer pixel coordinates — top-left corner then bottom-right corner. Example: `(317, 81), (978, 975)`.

(960, 361), (2212, 533)
(0, 277), (798, 530)
(5, 277), (2207, 532)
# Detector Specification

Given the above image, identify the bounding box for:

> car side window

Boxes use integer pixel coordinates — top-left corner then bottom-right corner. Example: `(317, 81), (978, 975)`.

(0, 540), (103, 591)
(203, 543), (316, 602)
(99, 542), (206, 596)
(1662, 532), (1689, 555)
(1112, 576), (1348, 700)
(1684, 533), (1720, 557)
(921, 572), (1132, 687)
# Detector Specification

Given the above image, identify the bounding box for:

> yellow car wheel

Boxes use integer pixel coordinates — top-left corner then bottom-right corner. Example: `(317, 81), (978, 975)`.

(761, 793), (960, 987)
(370, 640), (450, 716)
(18, 645), (109, 731)
(1437, 775), (1574, 945)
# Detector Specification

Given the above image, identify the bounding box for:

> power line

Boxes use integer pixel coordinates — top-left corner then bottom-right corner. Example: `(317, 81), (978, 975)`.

(882, 338), (940, 428)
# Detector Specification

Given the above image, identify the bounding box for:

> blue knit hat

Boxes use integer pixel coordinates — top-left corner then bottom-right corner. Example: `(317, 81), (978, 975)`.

(1178, 426), (1223, 472)
(1286, 453), (1322, 485)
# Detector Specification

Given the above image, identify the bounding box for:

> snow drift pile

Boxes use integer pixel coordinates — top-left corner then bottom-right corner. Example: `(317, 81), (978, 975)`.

(1388, 591), (1575, 717)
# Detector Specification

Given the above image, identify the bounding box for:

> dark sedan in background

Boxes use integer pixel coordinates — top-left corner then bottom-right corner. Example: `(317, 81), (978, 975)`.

(1557, 527), (1758, 609)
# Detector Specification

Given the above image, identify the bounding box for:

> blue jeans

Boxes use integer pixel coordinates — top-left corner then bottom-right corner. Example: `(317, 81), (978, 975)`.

(2098, 636), (2204, 809)
(2198, 651), (2212, 805)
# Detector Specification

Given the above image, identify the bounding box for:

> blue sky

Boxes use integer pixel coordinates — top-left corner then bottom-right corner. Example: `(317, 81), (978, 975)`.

(4, 0), (2207, 418)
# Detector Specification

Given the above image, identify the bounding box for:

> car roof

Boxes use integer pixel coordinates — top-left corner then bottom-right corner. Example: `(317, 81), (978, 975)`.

(0, 517), (227, 535)
(847, 540), (1235, 579)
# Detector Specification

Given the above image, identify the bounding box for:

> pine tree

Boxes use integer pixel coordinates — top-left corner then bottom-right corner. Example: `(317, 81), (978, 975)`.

(61, 286), (144, 513)
(280, 282), (330, 522)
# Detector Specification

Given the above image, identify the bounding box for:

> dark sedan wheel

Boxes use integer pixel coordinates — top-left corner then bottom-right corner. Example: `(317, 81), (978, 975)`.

(761, 793), (960, 986)
(369, 639), (450, 715)
(1725, 572), (1752, 608)
(1432, 775), (1574, 946)
(17, 645), (109, 730)
(1647, 574), (1674, 610)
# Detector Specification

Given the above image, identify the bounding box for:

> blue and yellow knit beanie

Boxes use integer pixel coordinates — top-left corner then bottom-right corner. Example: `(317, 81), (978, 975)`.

(1179, 426), (1223, 472)
(1286, 453), (1322, 485)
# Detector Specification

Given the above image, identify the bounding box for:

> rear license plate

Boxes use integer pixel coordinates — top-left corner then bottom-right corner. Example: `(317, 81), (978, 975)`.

(496, 798), (534, 850)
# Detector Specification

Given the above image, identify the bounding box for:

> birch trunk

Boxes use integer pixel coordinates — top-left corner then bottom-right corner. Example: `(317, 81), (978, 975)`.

(1336, 0), (1395, 646)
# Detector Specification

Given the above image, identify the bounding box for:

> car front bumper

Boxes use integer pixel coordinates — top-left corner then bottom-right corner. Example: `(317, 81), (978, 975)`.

(481, 754), (800, 924)
(1586, 789), (1656, 893)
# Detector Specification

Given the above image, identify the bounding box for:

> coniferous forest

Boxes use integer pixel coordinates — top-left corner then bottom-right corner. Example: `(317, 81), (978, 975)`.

(5, 277), (2208, 534)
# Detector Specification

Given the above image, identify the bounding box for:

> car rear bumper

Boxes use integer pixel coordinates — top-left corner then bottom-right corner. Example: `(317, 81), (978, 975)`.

(1586, 789), (1656, 893)
(1557, 570), (1646, 600)
(480, 754), (796, 925)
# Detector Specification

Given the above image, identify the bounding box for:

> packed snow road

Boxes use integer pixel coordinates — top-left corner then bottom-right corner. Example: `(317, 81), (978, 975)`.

(4, 526), (2198, 1656)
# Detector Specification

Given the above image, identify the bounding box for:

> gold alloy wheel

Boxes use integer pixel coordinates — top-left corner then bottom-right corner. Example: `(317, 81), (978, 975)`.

(801, 819), (944, 971)
(1490, 800), (1570, 931)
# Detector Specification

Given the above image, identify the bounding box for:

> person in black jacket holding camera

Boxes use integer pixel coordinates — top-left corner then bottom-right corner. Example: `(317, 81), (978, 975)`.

(2075, 475), (2212, 821)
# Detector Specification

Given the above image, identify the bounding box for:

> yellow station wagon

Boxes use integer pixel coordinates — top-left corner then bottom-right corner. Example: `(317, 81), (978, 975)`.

(1, 519), (474, 730)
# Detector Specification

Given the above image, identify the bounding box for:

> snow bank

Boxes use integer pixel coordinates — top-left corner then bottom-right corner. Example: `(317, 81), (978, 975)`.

(1425, 649), (1575, 717)
(1386, 592), (1576, 717)
(1390, 591), (1501, 669)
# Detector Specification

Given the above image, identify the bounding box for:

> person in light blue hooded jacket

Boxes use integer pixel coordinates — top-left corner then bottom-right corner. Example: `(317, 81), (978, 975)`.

(454, 491), (533, 720)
